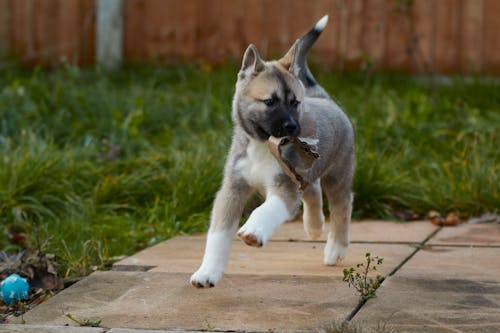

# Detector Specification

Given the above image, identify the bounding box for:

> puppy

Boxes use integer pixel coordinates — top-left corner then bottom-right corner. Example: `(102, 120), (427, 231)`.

(191, 15), (355, 288)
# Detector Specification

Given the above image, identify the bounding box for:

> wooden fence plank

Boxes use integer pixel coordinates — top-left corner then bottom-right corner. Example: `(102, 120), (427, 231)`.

(219, 0), (243, 60)
(143, 0), (178, 62)
(34, 0), (59, 65)
(176, 0), (198, 60)
(289, 0), (313, 46)
(58, 0), (82, 65)
(482, 0), (500, 73)
(345, 0), (364, 68)
(334, 0), (350, 70)
(0, 0), (12, 52)
(411, 0), (435, 72)
(77, 0), (95, 66)
(124, 0), (146, 62)
(10, 0), (32, 62)
(263, 0), (291, 58)
(434, 0), (461, 73)
(362, 0), (386, 70)
(196, 0), (222, 62)
(384, 1), (411, 71)
(460, 0), (483, 73)
(240, 0), (264, 57)
(309, 0), (335, 65)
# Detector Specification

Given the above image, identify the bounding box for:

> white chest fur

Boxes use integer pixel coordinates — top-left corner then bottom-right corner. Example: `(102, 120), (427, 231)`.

(236, 139), (282, 194)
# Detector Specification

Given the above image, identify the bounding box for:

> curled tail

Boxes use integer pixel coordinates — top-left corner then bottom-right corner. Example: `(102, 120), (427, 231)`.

(295, 15), (330, 99)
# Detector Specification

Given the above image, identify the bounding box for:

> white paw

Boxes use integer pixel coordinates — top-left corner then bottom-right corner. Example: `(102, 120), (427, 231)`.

(190, 267), (223, 288)
(323, 238), (348, 266)
(237, 224), (265, 247)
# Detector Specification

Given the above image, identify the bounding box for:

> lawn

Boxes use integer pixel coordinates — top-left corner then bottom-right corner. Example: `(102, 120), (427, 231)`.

(0, 65), (498, 280)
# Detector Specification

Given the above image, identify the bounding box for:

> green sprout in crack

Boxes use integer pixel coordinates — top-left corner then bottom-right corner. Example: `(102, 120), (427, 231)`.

(343, 253), (384, 301)
(64, 313), (102, 327)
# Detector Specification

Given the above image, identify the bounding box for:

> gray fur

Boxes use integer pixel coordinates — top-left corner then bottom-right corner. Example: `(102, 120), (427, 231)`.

(191, 15), (355, 288)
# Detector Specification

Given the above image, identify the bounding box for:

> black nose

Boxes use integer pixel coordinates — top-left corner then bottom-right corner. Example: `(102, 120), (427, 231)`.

(282, 119), (300, 136)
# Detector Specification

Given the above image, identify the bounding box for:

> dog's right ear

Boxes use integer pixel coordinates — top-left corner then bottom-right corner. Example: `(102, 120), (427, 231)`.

(241, 44), (265, 74)
(278, 39), (299, 74)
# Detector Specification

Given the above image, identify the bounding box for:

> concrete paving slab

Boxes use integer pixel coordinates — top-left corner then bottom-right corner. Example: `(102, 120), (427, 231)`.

(353, 275), (500, 333)
(106, 328), (203, 333)
(354, 246), (500, 333)
(396, 245), (500, 281)
(273, 220), (438, 243)
(21, 271), (358, 332)
(0, 324), (104, 333)
(114, 239), (415, 277)
(428, 223), (500, 246)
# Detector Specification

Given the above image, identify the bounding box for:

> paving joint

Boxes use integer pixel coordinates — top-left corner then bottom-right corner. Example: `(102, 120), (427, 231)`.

(345, 226), (443, 322)
(271, 239), (422, 245)
(421, 243), (500, 248)
(111, 265), (155, 272)
(387, 226), (442, 277)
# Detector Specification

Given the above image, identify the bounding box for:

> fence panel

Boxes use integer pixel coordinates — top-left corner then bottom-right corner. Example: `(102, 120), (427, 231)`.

(1, 0), (499, 73)
(1, 0), (94, 66)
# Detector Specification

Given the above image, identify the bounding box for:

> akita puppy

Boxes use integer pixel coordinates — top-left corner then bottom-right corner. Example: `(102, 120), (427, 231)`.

(191, 15), (355, 288)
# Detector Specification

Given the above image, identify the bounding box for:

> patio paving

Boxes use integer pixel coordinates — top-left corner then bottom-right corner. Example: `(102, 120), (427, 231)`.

(354, 243), (500, 332)
(2, 221), (499, 332)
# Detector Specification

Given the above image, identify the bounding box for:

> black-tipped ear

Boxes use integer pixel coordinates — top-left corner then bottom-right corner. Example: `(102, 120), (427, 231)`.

(278, 39), (300, 74)
(241, 44), (265, 73)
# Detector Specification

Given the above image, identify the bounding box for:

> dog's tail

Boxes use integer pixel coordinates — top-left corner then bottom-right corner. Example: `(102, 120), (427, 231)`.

(295, 15), (330, 99)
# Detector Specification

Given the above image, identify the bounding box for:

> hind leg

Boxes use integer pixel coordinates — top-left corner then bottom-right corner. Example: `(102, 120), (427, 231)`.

(302, 180), (325, 240)
(322, 176), (353, 265)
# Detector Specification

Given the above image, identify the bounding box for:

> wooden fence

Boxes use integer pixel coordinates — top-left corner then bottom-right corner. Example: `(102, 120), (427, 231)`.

(0, 0), (95, 66)
(1, 0), (500, 73)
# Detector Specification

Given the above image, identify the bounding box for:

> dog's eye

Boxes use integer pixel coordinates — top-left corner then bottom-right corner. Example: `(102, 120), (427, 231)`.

(291, 99), (301, 107)
(263, 98), (276, 107)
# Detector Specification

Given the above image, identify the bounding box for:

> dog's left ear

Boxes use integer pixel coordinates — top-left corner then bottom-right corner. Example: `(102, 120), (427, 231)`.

(241, 44), (265, 74)
(278, 39), (300, 74)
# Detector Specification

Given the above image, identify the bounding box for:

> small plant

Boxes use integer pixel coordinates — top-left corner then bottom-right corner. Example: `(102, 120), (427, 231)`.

(65, 313), (102, 327)
(343, 253), (384, 301)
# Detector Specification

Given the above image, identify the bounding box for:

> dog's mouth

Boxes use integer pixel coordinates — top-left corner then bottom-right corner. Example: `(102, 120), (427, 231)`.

(249, 121), (301, 141)
(255, 124), (271, 140)
(271, 124), (301, 138)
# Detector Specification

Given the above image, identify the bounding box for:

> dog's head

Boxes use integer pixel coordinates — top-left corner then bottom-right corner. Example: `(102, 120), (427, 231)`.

(232, 41), (305, 141)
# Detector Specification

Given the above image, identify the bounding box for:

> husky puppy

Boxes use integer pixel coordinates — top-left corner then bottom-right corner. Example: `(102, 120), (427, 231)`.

(191, 15), (355, 288)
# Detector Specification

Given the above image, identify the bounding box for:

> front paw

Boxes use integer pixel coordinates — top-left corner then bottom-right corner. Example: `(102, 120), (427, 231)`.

(237, 224), (264, 247)
(190, 268), (223, 288)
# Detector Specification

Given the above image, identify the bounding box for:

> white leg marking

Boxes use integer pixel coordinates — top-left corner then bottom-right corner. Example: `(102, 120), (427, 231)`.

(238, 196), (291, 247)
(190, 229), (234, 288)
(324, 232), (349, 265)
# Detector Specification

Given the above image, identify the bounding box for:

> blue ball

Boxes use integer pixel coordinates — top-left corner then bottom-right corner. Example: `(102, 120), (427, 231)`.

(1, 274), (30, 305)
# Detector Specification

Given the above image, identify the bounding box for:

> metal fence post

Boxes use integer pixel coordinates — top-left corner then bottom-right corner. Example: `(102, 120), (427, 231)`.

(96, 0), (123, 69)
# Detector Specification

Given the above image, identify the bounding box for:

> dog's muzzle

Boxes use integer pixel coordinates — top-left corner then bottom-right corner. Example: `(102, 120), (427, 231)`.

(281, 118), (300, 137)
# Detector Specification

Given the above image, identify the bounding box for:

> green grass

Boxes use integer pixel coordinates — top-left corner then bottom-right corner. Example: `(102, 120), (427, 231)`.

(0, 65), (498, 279)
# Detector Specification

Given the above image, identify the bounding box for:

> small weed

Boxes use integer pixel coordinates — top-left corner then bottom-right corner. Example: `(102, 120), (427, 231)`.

(65, 312), (102, 327)
(320, 320), (394, 333)
(343, 253), (384, 301)
(0, 300), (27, 324)
(203, 318), (215, 331)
